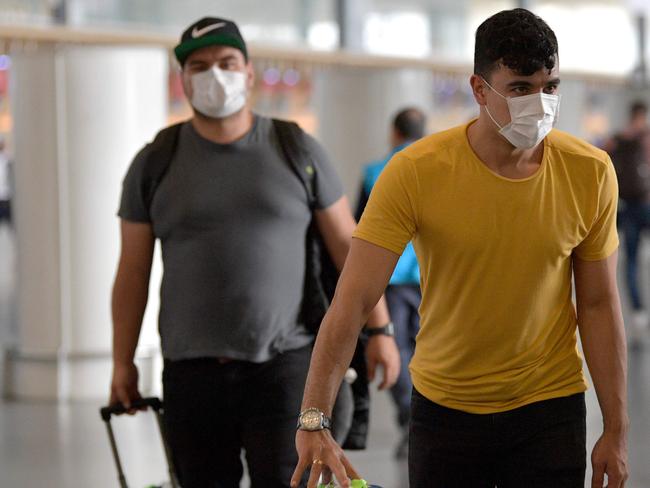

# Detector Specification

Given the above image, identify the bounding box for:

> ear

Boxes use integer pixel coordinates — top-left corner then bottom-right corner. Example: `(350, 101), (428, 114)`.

(181, 67), (193, 101)
(470, 74), (488, 106)
(246, 61), (255, 90)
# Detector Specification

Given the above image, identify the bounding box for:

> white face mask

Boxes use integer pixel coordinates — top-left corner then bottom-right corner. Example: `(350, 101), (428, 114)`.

(190, 66), (248, 119)
(483, 78), (561, 149)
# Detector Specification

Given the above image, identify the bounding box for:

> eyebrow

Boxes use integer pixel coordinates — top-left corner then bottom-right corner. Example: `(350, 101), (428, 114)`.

(217, 55), (238, 63)
(506, 78), (561, 88)
(188, 55), (239, 66)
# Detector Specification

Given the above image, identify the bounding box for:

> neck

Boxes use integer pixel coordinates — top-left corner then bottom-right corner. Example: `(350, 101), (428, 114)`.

(467, 114), (544, 179)
(191, 108), (254, 144)
(392, 139), (407, 150)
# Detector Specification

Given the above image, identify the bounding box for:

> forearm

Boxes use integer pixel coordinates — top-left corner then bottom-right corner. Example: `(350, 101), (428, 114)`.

(577, 299), (628, 432)
(302, 235), (398, 413)
(323, 224), (390, 329)
(302, 246), (387, 413)
(111, 268), (149, 365)
(301, 294), (369, 415)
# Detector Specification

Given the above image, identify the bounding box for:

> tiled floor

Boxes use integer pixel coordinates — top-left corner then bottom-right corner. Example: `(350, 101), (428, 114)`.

(1, 228), (649, 488)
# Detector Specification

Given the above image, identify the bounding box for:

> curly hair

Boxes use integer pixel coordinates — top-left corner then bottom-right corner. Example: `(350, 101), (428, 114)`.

(474, 9), (558, 80)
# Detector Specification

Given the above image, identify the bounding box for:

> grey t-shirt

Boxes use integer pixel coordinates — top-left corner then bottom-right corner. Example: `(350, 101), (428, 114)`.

(118, 115), (344, 362)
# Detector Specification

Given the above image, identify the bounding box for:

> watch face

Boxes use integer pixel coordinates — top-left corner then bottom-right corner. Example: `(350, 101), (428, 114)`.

(301, 410), (322, 430)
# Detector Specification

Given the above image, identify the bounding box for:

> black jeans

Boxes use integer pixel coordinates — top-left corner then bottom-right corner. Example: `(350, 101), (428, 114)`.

(409, 388), (586, 488)
(162, 345), (312, 488)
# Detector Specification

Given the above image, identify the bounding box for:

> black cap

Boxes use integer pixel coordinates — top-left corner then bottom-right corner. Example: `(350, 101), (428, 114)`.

(174, 17), (248, 65)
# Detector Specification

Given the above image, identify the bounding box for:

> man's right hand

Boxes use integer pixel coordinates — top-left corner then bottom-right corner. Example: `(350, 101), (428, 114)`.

(109, 362), (143, 415)
(291, 429), (361, 488)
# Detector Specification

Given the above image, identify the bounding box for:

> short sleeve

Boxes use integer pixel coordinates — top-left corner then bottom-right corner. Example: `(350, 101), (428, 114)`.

(353, 153), (419, 255)
(117, 145), (153, 223)
(302, 133), (344, 209)
(574, 157), (619, 261)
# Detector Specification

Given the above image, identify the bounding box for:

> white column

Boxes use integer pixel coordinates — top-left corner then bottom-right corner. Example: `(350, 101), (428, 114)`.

(312, 66), (435, 199)
(6, 44), (168, 400)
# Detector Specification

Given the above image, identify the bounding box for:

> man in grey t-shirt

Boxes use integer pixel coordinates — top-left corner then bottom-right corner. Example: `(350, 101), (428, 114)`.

(109, 17), (399, 488)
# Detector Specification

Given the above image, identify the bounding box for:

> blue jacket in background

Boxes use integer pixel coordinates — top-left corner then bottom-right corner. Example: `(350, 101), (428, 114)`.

(356, 142), (420, 286)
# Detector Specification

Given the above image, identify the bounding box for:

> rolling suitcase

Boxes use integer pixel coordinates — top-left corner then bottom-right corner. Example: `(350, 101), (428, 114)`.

(100, 397), (179, 488)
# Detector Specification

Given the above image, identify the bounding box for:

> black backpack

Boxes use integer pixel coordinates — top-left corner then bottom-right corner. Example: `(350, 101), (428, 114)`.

(137, 119), (370, 449)
(609, 133), (650, 203)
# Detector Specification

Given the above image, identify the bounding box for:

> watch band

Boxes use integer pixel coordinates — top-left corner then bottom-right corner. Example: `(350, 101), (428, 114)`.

(364, 321), (395, 337)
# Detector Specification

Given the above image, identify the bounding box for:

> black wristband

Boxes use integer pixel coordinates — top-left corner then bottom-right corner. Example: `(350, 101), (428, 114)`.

(364, 321), (394, 337)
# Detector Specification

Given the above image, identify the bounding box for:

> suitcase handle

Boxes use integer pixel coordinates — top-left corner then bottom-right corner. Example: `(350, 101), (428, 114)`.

(100, 397), (162, 421)
(99, 397), (178, 488)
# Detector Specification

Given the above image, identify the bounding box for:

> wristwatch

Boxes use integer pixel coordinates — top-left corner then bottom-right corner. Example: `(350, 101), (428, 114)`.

(297, 407), (332, 431)
(364, 321), (395, 337)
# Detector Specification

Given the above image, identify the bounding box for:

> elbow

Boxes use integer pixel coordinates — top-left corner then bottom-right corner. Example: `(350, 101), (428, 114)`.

(576, 292), (617, 314)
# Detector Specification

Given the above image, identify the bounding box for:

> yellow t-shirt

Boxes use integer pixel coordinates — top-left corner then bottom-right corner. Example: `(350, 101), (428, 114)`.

(353, 121), (619, 414)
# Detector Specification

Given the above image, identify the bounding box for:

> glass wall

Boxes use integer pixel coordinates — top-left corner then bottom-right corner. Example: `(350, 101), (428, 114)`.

(0, 0), (339, 48)
(536, 0), (639, 76)
(1, 1), (648, 77)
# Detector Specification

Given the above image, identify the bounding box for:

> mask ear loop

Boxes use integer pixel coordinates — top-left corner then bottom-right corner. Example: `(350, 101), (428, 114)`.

(481, 77), (508, 130)
(481, 77), (507, 100)
(484, 104), (504, 130)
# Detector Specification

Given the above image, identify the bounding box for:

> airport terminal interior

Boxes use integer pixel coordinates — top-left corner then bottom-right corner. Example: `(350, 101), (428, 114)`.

(0, 0), (650, 487)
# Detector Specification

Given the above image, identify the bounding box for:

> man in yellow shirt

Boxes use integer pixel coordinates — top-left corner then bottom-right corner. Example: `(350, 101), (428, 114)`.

(291, 8), (628, 488)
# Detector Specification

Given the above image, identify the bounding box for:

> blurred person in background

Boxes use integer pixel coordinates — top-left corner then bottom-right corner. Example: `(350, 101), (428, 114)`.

(0, 136), (12, 228)
(355, 107), (426, 459)
(292, 8), (628, 488)
(606, 101), (650, 348)
(109, 16), (399, 488)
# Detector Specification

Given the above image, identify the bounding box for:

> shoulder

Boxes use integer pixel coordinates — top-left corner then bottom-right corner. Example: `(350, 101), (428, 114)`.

(265, 115), (307, 141)
(365, 126), (468, 184)
(254, 114), (274, 134)
(126, 122), (188, 179)
(387, 124), (469, 180)
(546, 129), (611, 171)
(268, 116), (321, 150)
(400, 124), (468, 164)
(127, 139), (156, 176)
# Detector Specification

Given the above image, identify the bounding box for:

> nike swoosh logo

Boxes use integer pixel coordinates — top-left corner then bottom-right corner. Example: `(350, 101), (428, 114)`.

(192, 22), (226, 38)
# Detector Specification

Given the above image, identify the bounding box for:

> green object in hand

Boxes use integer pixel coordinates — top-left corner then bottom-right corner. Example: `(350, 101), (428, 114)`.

(350, 480), (369, 488)
(318, 480), (368, 488)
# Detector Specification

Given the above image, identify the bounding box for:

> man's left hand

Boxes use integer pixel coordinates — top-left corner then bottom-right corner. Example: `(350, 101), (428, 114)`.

(365, 335), (400, 390)
(591, 430), (628, 488)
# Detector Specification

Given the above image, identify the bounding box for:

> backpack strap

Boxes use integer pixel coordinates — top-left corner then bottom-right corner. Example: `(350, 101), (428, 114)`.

(271, 118), (318, 209)
(142, 122), (183, 212)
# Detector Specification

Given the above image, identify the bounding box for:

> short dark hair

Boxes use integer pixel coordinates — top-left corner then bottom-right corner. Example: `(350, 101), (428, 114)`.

(393, 108), (426, 141)
(474, 9), (558, 80)
(630, 100), (648, 119)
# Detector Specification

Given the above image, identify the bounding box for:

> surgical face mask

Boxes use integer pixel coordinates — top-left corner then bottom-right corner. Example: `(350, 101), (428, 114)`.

(483, 78), (561, 149)
(190, 66), (248, 119)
